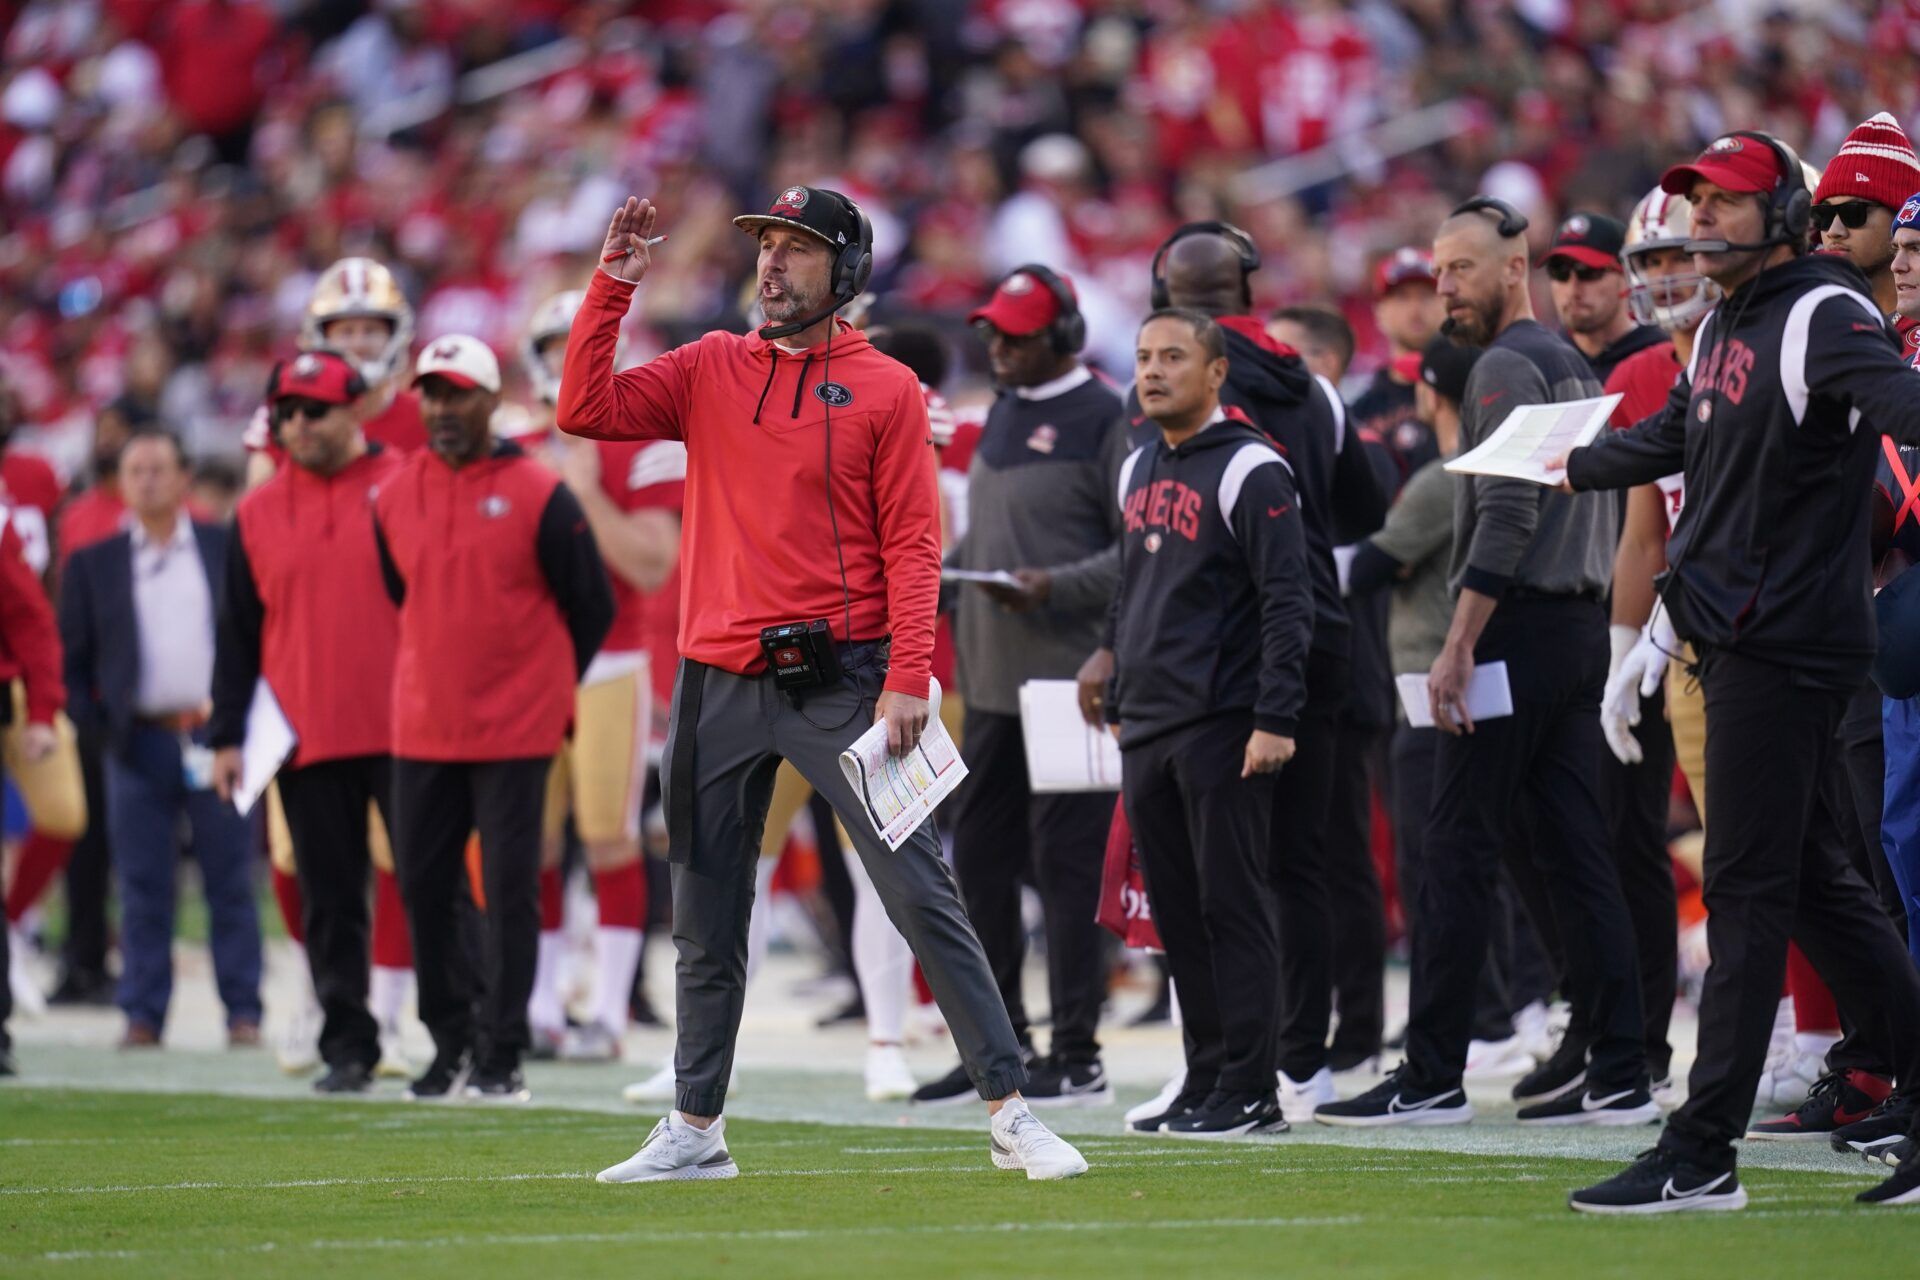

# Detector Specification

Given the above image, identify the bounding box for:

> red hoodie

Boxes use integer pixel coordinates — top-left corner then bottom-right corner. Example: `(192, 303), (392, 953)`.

(0, 517), (61, 724)
(209, 447), (406, 766)
(556, 270), (941, 699)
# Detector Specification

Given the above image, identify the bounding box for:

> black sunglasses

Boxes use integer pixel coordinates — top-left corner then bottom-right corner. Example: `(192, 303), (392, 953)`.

(1811, 201), (1885, 231)
(272, 397), (335, 425)
(1546, 259), (1613, 284)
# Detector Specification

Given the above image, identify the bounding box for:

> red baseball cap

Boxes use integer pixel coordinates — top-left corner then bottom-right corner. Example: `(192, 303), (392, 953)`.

(1661, 134), (1784, 198)
(1373, 247), (1435, 297)
(969, 268), (1075, 337)
(269, 350), (362, 405)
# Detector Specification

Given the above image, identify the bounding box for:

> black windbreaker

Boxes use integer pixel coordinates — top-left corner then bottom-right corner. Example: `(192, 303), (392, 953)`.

(1108, 411), (1312, 748)
(1126, 317), (1387, 659)
(1568, 253), (1920, 687)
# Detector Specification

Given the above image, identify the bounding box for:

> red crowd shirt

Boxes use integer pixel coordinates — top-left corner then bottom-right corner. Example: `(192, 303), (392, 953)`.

(55, 486), (126, 569)
(557, 270), (942, 699)
(218, 448), (407, 766)
(0, 449), (61, 574)
(595, 437), (685, 656)
(1605, 341), (1687, 533)
(0, 516), (62, 724)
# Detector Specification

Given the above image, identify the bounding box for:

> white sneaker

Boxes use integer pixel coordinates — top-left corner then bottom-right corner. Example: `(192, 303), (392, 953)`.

(1464, 1035), (1534, 1080)
(1651, 1075), (1680, 1109)
(6, 927), (45, 1017)
(1279, 1066), (1335, 1116)
(560, 1022), (623, 1062)
(1512, 1000), (1554, 1063)
(989, 1098), (1088, 1180)
(1752, 999), (1815, 1111)
(596, 1113), (740, 1183)
(622, 1060), (739, 1105)
(275, 1005), (322, 1076)
(865, 1044), (916, 1102)
(375, 1023), (413, 1079)
(1125, 1068), (1186, 1126)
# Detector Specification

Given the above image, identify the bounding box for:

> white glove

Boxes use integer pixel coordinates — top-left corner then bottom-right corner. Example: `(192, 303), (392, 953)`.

(1601, 612), (1676, 765)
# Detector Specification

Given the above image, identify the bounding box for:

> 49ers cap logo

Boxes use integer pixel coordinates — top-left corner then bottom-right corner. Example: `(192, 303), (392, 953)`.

(294, 353), (323, 377)
(813, 381), (854, 408)
(1560, 215), (1590, 238)
(1708, 136), (1745, 153)
(772, 186), (809, 215)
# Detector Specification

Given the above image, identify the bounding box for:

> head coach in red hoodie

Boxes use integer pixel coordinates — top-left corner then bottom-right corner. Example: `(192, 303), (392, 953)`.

(373, 335), (614, 1105)
(559, 189), (1086, 1184)
(207, 349), (407, 1095)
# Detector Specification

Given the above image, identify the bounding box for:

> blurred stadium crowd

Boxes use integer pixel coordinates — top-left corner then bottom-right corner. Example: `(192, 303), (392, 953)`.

(3, 0), (1917, 479)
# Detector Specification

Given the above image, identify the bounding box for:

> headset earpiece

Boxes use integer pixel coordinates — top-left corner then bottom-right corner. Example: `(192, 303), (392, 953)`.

(1006, 263), (1085, 356)
(1149, 221), (1261, 311)
(833, 197), (874, 301)
(1729, 130), (1811, 248)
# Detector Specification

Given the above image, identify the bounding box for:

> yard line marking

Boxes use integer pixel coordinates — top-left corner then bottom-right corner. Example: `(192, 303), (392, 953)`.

(2, 1173), (587, 1197)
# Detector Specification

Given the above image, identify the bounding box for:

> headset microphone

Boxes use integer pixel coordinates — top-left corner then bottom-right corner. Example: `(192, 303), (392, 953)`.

(1681, 234), (1787, 255)
(758, 293), (850, 343)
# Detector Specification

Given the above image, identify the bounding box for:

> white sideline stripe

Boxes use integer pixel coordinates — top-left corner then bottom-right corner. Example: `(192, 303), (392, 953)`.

(2, 1173), (586, 1197)
(27, 1206), (1878, 1263)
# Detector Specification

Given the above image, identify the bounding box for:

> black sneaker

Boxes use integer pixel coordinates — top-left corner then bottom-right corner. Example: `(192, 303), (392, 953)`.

(1828, 1089), (1917, 1157)
(628, 988), (664, 1028)
(47, 968), (114, 1007)
(1161, 1089), (1289, 1139)
(1312, 1066), (1472, 1128)
(1568, 1147), (1746, 1215)
(1746, 1069), (1890, 1141)
(466, 1065), (531, 1103)
(815, 994), (866, 1028)
(910, 1061), (976, 1106)
(1874, 1136), (1917, 1168)
(1127, 1085), (1211, 1134)
(1512, 1037), (1587, 1104)
(314, 1061), (374, 1095)
(1024, 1058), (1115, 1108)
(1857, 1153), (1920, 1206)
(1517, 1085), (1659, 1127)
(0, 1045), (15, 1077)
(404, 1052), (470, 1101)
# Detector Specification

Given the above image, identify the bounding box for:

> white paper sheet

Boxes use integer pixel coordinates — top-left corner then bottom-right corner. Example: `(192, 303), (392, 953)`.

(1443, 394), (1622, 485)
(1017, 679), (1123, 793)
(234, 677), (297, 817)
(838, 679), (968, 850)
(941, 568), (1021, 588)
(1394, 661), (1515, 729)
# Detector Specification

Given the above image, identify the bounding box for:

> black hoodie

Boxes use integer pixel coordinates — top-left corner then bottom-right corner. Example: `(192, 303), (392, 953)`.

(1127, 316), (1387, 660)
(1109, 409), (1312, 747)
(1569, 253), (1920, 687)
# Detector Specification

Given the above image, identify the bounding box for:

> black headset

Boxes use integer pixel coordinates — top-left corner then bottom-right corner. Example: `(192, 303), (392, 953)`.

(830, 192), (875, 303)
(1149, 220), (1261, 309)
(1449, 195), (1531, 239)
(1725, 130), (1813, 250)
(1001, 263), (1086, 355)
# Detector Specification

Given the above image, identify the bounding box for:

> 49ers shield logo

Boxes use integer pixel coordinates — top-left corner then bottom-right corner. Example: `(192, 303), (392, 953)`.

(772, 186), (809, 215)
(813, 381), (854, 408)
(479, 495), (512, 519)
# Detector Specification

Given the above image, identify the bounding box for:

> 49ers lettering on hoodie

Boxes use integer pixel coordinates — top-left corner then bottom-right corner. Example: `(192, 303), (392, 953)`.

(372, 441), (614, 761)
(555, 270), (941, 699)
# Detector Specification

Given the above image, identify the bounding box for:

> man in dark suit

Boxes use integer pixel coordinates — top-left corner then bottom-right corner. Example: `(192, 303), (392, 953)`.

(59, 430), (261, 1049)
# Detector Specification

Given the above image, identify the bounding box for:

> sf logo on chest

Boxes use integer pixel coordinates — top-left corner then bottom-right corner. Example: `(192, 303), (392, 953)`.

(813, 382), (854, 408)
(478, 495), (512, 519)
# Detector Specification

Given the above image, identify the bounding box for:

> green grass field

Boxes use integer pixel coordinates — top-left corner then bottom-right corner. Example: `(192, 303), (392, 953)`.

(4, 1088), (1917, 1279)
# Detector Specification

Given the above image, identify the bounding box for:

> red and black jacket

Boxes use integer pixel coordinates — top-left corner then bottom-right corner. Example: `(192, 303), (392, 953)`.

(372, 441), (614, 762)
(209, 447), (406, 766)
(0, 518), (61, 725)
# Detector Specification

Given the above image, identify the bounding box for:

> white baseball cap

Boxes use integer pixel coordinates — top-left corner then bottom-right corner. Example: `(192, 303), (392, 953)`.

(413, 334), (501, 393)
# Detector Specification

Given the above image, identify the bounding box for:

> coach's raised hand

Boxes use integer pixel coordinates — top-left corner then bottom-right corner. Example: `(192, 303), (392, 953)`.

(600, 197), (659, 284)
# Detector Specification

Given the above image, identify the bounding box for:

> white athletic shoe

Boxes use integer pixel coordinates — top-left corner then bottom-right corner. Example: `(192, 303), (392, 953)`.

(989, 1098), (1088, 1180)
(1753, 1043), (1824, 1113)
(275, 1005), (322, 1076)
(597, 1113), (740, 1183)
(1512, 1000), (1555, 1064)
(6, 927), (46, 1017)
(622, 1060), (739, 1105)
(1125, 1068), (1186, 1127)
(1464, 1035), (1535, 1080)
(375, 1023), (413, 1079)
(560, 1022), (623, 1062)
(1278, 1066), (1336, 1116)
(1651, 1075), (1680, 1110)
(864, 1044), (917, 1102)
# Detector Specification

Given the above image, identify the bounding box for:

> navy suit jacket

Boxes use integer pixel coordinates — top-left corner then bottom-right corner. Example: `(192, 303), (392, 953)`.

(59, 520), (227, 748)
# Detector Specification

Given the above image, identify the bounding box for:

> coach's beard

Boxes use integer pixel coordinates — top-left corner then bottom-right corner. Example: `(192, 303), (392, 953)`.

(760, 277), (824, 327)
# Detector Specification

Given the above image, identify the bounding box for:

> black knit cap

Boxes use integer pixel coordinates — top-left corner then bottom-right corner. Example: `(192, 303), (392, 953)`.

(1419, 335), (1484, 404)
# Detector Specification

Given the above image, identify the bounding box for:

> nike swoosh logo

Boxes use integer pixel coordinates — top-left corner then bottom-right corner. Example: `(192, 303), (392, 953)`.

(1267, 505), (1291, 517)
(1662, 1171), (1731, 1201)
(1582, 1089), (1636, 1112)
(1479, 392), (1505, 407)
(1242, 1100), (1262, 1115)
(1387, 1090), (1458, 1114)
(1833, 1104), (1876, 1125)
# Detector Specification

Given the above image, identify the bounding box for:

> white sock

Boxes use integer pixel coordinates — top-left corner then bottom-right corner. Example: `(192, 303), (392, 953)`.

(594, 925), (643, 1034)
(369, 965), (412, 1031)
(745, 856), (777, 985)
(1169, 977), (1182, 1029)
(529, 930), (566, 1032)
(846, 852), (912, 1044)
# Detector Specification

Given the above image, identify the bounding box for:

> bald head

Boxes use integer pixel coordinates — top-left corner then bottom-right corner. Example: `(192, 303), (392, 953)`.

(1161, 232), (1254, 315)
(1436, 210), (1525, 259)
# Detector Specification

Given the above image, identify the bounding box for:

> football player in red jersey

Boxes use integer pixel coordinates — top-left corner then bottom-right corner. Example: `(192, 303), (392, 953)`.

(517, 290), (681, 1062)
(244, 258), (424, 490)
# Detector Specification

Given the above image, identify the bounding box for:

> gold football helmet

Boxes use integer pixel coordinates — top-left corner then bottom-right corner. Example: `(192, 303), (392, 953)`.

(301, 257), (415, 384)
